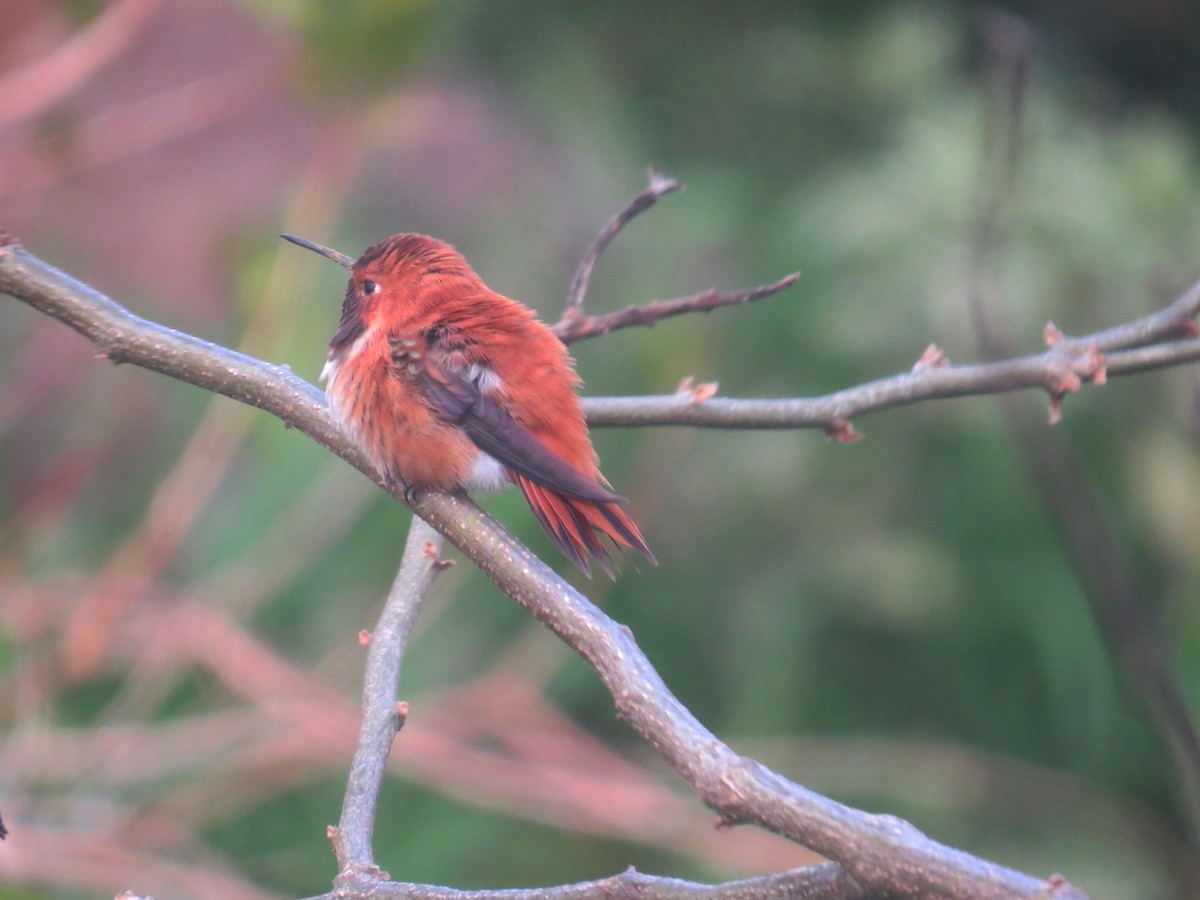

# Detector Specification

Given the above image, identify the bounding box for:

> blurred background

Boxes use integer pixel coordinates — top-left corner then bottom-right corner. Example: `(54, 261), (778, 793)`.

(3, 1), (1200, 897)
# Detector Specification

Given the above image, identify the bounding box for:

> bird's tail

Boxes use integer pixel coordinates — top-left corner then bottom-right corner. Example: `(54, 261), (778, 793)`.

(515, 475), (656, 578)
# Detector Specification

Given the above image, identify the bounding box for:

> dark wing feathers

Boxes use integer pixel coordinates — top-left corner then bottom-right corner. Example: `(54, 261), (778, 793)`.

(390, 329), (653, 576)
(415, 348), (627, 505)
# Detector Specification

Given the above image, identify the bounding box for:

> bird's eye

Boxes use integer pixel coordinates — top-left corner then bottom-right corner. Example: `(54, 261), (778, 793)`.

(362, 279), (378, 296)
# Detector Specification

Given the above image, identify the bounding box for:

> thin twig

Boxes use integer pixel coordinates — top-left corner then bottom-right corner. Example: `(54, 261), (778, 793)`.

(554, 273), (799, 345)
(580, 308), (1200, 434)
(562, 169), (683, 320)
(333, 517), (446, 875)
(1073, 277), (1200, 351)
(1, 237), (1089, 897)
(315, 861), (871, 900)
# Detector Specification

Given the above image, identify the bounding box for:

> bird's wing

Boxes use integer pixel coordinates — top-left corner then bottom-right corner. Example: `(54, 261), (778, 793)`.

(391, 334), (626, 505)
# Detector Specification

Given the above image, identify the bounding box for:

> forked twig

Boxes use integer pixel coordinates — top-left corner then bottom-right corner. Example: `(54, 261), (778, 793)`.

(553, 170), (798, 342)
(562, 169), (683, 319)
(554, 273), (799, 345)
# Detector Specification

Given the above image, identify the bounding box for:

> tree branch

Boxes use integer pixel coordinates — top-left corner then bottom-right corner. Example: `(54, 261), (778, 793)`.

(553, 273), (800, 345)
(554, 170), (798, 344)
(580, 284), (1200, 435)
(561, 169), (683, 321)
(2, 235), (1087, 897)
(316, 861), (871, 900)
(333, 516), (447, 876)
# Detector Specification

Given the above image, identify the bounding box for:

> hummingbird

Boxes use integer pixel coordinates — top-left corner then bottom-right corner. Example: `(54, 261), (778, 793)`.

(283, 232), (654, 577)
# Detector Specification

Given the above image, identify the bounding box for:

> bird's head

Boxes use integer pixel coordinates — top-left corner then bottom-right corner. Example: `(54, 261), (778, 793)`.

(283, 232), (479, 349)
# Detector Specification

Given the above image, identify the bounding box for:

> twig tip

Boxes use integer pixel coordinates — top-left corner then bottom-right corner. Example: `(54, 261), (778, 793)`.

(1087, 344), (1107, 386)
(424, 541), (455, 570)
(1047, 395), (1063, 425)
(646, 168), (684, 196)
(675, 376), (719, 404)
(395, 700), (410, 730)
(912, 343), (950, 372)
(828, 420), (863, 444)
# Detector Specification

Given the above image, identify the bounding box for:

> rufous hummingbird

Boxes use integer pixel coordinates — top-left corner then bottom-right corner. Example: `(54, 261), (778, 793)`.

(283, 232), (654, 577)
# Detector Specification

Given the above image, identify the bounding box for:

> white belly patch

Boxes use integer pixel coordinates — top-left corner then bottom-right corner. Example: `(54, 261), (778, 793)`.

(464, 452), (509, 493)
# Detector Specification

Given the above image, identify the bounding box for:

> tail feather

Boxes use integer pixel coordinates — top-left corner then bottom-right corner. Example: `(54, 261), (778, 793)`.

(514, 474), (656, 578)
(521, 480), (585, 569)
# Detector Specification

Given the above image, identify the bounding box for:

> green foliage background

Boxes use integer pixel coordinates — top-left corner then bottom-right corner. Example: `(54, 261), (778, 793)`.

(4, 1), (1200, 897)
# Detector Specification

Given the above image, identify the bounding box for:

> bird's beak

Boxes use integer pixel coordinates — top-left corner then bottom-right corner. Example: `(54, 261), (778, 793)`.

(280, 234), (355, 270)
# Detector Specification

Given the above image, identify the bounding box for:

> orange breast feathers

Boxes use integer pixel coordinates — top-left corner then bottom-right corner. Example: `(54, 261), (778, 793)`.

(316, 233), (654, 577)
